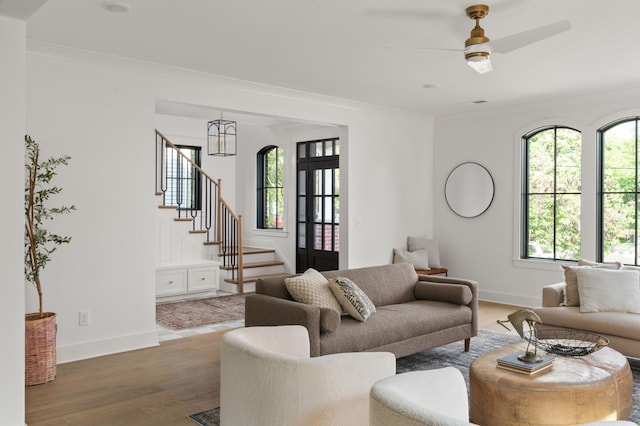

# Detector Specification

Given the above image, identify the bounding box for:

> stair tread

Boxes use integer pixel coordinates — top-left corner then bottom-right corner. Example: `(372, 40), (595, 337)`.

(224, 273), (287, 284)
(218, 246), (276, 256)
(188, 230), (208, 234)
(203, 241), (221, 246)
(220, 260), (284, 270)
(158, 205), (178, 209)
(174, 218), (192, 222)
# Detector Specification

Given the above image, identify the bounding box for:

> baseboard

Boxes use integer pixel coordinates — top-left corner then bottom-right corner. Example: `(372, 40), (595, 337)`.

(56, 329), (159, 364)
(220, 281), (256, 294)
(479, 290), (540, 308)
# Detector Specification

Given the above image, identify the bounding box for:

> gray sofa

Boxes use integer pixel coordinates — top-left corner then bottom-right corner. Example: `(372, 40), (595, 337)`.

(244, 263), (478, 358)
(533, 282), (640, 358)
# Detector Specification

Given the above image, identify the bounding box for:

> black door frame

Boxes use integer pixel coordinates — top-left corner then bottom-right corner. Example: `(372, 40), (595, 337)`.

(295, 138), (340, 272)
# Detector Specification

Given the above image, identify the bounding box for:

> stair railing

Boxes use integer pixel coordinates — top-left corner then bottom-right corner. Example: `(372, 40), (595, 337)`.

(155, 129), (245, 292)
(220, 199), (244, 294)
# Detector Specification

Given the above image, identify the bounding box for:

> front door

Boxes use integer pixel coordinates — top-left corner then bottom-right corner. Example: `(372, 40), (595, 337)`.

(296, 138), (340, 272)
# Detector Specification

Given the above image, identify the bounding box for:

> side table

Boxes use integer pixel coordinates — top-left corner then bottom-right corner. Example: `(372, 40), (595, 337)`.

(415, 268), (448, 276)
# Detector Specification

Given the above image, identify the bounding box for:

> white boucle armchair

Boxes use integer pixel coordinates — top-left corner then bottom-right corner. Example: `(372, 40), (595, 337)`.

(220, 325), (396, 426)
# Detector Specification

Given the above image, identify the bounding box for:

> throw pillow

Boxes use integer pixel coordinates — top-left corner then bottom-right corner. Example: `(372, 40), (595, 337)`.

(393, 248), (430, 270)
(284, 268), (341, 314)
(328, 277), (376, 321)
(576, 268), (640, 314)
(407, 236), (442, 268)
(562, 261), (622, 306)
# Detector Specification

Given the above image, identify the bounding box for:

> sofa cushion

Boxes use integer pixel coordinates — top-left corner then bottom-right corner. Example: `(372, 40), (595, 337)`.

(393, 248), (429, 270)
(576, 268), (640, 314)
(320, 300), (472, 355)
(562, 261), (621, 307)
(534, 306), (640, 341)
(322, 263), (418, 307)
(285, 268), (341, 314)
(407, 236), (441, 268)
(328, 277), (376, 321)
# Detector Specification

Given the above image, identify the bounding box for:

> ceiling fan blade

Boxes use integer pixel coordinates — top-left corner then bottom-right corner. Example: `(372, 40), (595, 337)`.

(491, 20), (571, 54)
(382, 45), (462, 53)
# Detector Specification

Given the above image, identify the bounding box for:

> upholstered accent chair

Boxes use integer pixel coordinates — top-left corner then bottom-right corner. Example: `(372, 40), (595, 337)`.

(220, 325), (396, 426)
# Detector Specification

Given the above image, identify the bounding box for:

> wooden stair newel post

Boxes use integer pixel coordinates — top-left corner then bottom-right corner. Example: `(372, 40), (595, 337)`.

(216, 178), (222, 246)
(237, 215), (243, 294)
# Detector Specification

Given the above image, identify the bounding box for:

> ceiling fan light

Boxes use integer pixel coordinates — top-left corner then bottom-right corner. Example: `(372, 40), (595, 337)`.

(467, 57), (493, 74)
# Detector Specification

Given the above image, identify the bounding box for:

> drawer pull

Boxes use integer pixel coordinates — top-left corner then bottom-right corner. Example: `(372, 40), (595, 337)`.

(168, 280), (174, 284)
(201, 277), (206, 280)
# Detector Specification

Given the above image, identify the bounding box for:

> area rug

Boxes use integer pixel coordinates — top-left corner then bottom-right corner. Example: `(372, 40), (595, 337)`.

(156, 293), (247, 330)
(187, 329), (640, 425)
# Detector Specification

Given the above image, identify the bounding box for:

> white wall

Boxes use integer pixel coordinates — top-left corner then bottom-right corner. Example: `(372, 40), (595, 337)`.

(22, 41), (434, 369)
(346, 110), (434, 267)
(0, 14), (27, 426)
(434, 87), (640, 306)
(26, 50), (159, 363)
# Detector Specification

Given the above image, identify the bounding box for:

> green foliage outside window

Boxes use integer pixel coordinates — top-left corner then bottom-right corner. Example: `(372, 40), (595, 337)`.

(525, 127), (581, 260)
(262, 146), (284, 229)
(601, 119), (639, 264)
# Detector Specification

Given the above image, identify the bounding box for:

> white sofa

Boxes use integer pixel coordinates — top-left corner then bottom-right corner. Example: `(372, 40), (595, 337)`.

(220, 325), (396, 426)
(534, 280), (640, 358)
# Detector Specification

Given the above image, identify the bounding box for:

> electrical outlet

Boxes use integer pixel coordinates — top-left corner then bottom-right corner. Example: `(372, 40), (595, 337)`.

(79, 311), (89, 326)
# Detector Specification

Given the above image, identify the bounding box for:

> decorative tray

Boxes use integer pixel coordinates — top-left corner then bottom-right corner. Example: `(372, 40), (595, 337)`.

(524, 329), (609, 357)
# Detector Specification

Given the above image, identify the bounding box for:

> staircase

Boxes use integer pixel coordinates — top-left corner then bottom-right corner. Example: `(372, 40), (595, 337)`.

(218, 247), (284, 293)
(155, 129), (283, 294)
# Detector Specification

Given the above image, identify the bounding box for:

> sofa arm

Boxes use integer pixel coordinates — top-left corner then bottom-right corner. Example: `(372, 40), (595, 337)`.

(417, 275), (479, 336)
(414, 281), (473, 305)
(542, 282), (566, 307)
(245, 294), (325, 356)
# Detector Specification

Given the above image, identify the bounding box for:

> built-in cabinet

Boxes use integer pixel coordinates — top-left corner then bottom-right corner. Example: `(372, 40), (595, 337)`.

(156, 261), (220, 301)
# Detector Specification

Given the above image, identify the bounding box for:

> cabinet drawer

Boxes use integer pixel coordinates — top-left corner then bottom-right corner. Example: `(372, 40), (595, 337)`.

(187, 266), (218, 292)
(156, 269), (187, 296)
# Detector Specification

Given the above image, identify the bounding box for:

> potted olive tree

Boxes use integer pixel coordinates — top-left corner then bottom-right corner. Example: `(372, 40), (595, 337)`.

(24, 135), (75, 385)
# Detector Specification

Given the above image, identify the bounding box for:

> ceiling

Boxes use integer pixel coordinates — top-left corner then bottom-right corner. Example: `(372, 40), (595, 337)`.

(23, 0), (640, 117)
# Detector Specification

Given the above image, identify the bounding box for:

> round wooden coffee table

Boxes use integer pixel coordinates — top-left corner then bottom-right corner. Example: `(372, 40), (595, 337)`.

(469, 343), (633, 425)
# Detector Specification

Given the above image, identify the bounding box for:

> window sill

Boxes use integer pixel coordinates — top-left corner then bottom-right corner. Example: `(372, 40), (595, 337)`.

(253, 228), (289, 238)
(512, 258), (576, 272)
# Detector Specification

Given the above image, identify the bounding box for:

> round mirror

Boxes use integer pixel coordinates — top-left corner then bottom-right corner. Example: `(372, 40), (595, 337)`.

(445, 162), (494, 218)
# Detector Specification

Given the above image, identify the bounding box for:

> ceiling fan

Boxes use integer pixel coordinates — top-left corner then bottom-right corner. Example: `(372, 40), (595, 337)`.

(382, 4), (571, 74)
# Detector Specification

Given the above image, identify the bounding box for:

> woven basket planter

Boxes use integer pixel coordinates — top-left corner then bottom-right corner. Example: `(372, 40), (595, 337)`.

(25, 312), (57, 386)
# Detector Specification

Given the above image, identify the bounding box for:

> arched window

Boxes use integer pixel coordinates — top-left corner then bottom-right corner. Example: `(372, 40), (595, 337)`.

(521, 126), (582, 260)
(598, 117), (640, 264)
(257, 145), (284, 229)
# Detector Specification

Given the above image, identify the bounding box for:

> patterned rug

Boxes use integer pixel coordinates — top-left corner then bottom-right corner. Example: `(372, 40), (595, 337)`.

(156, 294), (247, 330)
(187, 329), (640, 425)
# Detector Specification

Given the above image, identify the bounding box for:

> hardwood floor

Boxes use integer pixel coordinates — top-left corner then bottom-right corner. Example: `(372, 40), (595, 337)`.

(25, 301), (521, 425)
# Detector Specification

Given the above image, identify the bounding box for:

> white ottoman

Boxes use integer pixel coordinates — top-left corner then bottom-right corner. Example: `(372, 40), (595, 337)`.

(369, 367), (473, 426)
